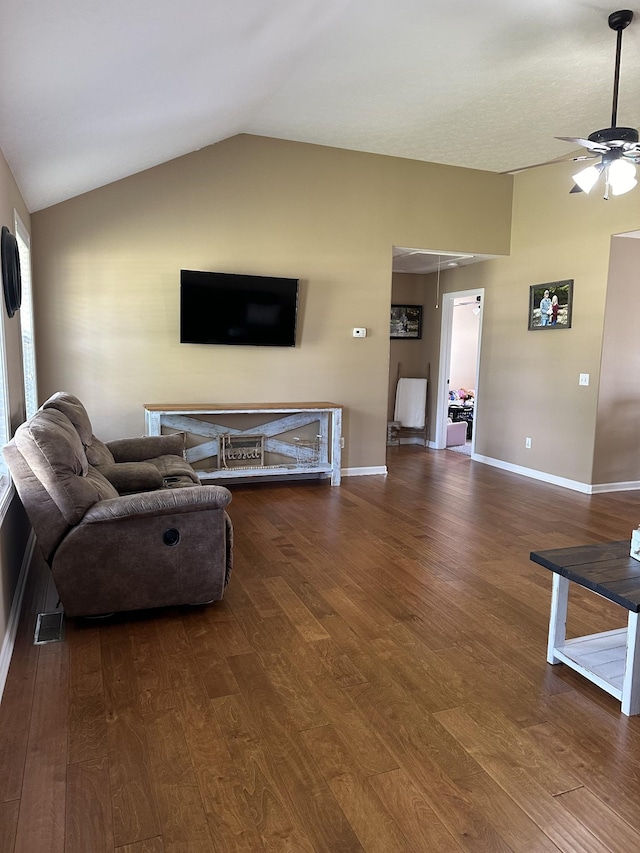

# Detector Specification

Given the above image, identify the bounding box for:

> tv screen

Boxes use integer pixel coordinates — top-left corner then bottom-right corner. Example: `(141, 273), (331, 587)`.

(180, 270), (299, 347)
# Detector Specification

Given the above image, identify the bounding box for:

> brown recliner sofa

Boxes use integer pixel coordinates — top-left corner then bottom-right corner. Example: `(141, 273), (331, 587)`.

(3, 392), (233, 617)
(42, 391), (201, 493)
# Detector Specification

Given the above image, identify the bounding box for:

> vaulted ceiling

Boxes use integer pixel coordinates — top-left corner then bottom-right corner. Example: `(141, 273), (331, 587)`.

(1, 0), (638, 212)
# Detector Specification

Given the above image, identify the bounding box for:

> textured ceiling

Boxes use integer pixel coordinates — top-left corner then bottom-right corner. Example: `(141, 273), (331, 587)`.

(1, 0), (639, 212)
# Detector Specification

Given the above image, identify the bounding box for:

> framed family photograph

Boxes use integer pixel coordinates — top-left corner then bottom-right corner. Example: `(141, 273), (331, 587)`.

(390, 304), (422, 339)
(528, 280), (573, 330)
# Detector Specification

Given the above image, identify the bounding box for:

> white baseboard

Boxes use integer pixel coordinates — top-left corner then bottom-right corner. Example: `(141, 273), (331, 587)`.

(590, 480), (640, 494)
(0, 531), (35, 705)
(349, 451), (637, 494)
(342, 466), (388, 477)
(474, 453), (640, 494)
(472, 454), (593, 493)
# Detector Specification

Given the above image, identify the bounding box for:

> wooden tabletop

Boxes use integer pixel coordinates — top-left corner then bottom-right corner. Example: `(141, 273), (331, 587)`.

(530, 540), (640, 612)
(144, 402), (342, 412)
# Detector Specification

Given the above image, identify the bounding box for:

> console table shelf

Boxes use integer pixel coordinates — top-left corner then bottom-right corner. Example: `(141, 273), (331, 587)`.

(144, 402), (342, 486)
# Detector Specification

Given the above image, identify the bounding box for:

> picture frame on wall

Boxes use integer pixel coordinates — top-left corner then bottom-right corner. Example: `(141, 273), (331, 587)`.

(1, 226), (22, 318)
(390, 304), (422, 339)
(528, 280), (573, 330)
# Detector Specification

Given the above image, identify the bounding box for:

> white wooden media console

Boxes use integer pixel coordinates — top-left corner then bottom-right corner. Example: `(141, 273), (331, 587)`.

(144, 402), (343, 485)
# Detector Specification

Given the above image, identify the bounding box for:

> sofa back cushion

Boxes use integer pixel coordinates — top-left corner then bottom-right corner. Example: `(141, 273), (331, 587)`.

(42, 391), (93, 446)
(14, 408), (118, 527)
(85, 435), (115, 467)
(42, 391), (118, 467)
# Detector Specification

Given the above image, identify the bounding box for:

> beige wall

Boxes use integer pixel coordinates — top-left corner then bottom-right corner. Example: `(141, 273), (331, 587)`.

(0, 147), (31, 650)
(435, 159), (640, 486)
(31, 134), (513, 471)
(593, 234), (640, 485)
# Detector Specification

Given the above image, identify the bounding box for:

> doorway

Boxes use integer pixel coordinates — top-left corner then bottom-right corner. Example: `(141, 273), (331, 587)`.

(435, 288), (484, 453)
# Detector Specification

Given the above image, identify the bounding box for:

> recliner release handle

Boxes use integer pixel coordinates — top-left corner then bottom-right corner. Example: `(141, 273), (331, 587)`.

(163, 528), (180, 546)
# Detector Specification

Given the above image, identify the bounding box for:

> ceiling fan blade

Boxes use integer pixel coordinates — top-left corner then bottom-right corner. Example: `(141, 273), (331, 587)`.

(498, 161), (552, 175)
(555, 136), (608, 152)
(499, 153), (597, 175)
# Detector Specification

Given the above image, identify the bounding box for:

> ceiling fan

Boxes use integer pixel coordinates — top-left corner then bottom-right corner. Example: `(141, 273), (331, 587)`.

(509, 10), (640, 199)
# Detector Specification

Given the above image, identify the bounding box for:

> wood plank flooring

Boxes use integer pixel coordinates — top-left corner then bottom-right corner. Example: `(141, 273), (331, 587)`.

(3, 447), (640, 851)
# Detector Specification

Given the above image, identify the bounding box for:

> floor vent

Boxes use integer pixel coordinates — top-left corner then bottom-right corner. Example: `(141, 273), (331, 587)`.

(34, 611), (65, 645)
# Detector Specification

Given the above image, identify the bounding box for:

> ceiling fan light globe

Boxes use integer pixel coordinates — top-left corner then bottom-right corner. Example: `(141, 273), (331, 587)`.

(611, 176), (637, 195)
(608, 159), (637, 194)
(609, 157), (636, 179)
(572, 165), (601, 193)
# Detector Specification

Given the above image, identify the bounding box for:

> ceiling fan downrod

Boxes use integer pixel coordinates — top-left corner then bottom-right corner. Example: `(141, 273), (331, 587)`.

(608, 9), (633, 129)
(585, 10), (637, 149)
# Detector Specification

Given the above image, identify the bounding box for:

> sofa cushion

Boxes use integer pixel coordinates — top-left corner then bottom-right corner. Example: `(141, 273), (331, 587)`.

(42, 392), (117, 468)
(95, 461), (164, 493)
(85, 435), (115, 467)
(14, 408), (118, 525)
(107, 432), (186, 462)
(86, 466), (122, 501)
(42, 391), (93, 446)
(150, 454), (200, 484)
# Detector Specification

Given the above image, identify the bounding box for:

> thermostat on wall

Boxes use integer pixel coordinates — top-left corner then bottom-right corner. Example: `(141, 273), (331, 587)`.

(353, 327), (367, 338)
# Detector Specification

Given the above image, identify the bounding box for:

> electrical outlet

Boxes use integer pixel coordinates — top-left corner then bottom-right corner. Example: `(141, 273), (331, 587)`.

(525, 437), (532, 449)
(340, 437), (345, 449)
(579, 373), (590, 386)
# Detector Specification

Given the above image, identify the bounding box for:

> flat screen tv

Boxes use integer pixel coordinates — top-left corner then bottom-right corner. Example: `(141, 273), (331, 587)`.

(180, 270), (299, 347)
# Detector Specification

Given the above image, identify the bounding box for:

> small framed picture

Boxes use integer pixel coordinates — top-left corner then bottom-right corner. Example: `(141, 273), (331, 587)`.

(390, 304), (422, 339)
(528, 280), (573, 330)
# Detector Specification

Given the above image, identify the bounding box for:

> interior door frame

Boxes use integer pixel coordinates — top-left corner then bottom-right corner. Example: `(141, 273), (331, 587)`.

(434, 288), (484, 451)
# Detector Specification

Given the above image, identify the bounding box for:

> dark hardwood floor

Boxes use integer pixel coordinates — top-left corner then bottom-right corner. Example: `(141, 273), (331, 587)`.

(2, 446), (640, 851)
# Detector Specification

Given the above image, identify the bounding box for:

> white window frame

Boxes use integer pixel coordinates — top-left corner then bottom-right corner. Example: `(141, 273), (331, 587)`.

(0, 259), (12, 520)
(14, 212), (37, 419)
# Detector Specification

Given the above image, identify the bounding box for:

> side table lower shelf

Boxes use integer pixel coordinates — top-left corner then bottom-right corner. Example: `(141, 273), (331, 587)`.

(550, 626), (627, 702)
(545, 569), (640, 716)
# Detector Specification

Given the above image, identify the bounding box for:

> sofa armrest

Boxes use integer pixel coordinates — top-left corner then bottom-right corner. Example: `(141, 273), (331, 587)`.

(224, 510), (233, 586)
(80, 484), (232, 524)
(106, 432), (186, 462)
(95, 461), (164, 493)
